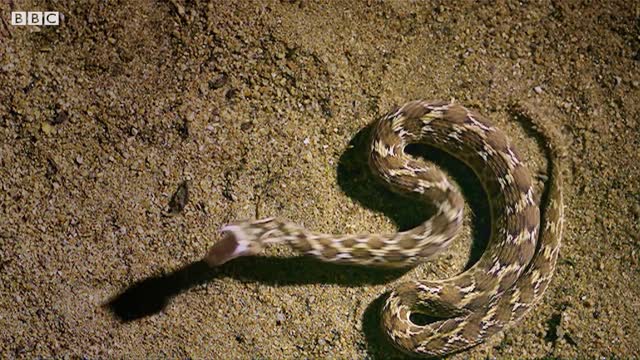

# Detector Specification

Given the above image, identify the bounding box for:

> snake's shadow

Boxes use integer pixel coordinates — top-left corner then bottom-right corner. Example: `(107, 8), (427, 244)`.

(105, 123), (490, 359)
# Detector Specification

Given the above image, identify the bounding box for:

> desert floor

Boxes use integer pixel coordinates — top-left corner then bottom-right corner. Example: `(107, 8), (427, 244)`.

(1, 1), (638, 358)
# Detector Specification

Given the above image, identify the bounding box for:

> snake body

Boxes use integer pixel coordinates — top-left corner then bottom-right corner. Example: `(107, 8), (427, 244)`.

(205, 100), (564, 357)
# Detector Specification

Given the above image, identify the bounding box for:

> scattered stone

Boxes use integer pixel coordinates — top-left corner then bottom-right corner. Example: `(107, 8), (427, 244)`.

(75, 155), (83, 165)
(319, 98), (332, 118)
(51, 110), (68, 125)
(303, 152), (313, 163)
(46, 158), (58, 178)
(582, 296), (595, 308)
(168, 181), (189, 215)
(631, 202), (640, 219)
(613, 76), (622, 86)
(222, 187), (237, 202)
(41, 122), (54, 135)
(534, 86), (543, 94)
(195, 78), (207, 93)
(225, 88), (239, 102)
(170, 0), (185, 17)
(177, 118), (189, 139)
(209, 74), (228, 89)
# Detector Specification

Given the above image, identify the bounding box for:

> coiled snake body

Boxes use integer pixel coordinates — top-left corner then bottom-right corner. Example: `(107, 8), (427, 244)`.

(205, 100), (564, 357)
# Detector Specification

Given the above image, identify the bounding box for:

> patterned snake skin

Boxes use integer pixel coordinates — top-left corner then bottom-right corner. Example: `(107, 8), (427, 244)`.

(205, 100), (564, 357)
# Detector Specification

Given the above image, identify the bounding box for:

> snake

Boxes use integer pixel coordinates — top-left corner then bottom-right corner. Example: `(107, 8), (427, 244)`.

(204, 100), (564, 357)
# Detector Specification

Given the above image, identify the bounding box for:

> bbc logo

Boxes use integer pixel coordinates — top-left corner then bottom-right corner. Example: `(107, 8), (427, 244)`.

(11, 11), (60, 26)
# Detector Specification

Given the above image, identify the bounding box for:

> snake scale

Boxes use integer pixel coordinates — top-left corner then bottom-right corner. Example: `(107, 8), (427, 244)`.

(205, 100), (564, 357)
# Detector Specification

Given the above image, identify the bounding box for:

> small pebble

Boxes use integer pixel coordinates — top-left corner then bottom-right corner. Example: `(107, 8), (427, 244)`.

(75, 155), (83, 165)
(225, 88), (239, 101)
(51, 110), (68, 125)
(41, 122), (54, 135)
(534, 86), (543, 94)
(168, 181), (189, 214)
(583, 297), (595, 308)
(303, 152), (313, 163)
(209, 74), (228, 89)
(614, 76), (622, 86)
(199, 81), (211, 95)
(174, 2), (185, 16)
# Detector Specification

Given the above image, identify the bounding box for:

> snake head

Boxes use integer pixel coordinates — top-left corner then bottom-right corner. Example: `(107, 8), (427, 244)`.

(205, 225), (260, 266)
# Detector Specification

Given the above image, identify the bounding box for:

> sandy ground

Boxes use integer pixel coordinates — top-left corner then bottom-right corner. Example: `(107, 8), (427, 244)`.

(1, 0), (639, 358)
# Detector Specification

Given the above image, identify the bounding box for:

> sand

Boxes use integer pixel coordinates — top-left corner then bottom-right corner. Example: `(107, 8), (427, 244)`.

(1, 0), (639, 358)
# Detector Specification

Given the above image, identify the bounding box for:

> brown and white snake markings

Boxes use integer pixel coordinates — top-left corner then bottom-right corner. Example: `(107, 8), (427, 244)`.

(205, 100), (564, 357)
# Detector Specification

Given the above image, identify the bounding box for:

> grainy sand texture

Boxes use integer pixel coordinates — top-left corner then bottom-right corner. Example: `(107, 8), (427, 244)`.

(1, 1), (639, 358)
